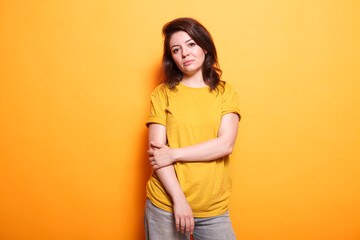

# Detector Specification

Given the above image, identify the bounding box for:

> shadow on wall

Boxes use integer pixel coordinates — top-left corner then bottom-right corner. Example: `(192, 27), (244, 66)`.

(136, 129), (152, 240)
(135, 61), (163, 239)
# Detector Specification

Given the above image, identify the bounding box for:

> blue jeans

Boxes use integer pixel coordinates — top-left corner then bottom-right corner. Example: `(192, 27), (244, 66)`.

(144, 199), (236, 240)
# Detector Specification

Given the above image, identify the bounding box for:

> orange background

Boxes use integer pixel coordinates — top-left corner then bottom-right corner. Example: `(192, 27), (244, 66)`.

(1, 1), (359, 239)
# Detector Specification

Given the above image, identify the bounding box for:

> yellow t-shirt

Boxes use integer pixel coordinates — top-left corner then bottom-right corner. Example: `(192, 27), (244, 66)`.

(146, 81), (240, 218)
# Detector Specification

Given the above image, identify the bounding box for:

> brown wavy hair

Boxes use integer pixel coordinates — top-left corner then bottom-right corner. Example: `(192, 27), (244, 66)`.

(161, 17), (224, 92)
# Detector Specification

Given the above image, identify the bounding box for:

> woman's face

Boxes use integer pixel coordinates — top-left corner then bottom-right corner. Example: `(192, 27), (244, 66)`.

(169, 31), (207, 76)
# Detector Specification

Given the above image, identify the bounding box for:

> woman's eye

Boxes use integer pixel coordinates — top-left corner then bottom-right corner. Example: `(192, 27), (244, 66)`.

(189, 42), (196, 47)
(172, 48), (179, 53)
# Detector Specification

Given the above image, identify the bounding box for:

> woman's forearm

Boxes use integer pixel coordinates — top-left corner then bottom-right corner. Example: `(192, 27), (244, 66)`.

(172, 136), (232, 162)
(150, 113), (239, 167)
(174, 113), (239, 162)
(148, 124), (186, 201)
(154, 165), (186, 201)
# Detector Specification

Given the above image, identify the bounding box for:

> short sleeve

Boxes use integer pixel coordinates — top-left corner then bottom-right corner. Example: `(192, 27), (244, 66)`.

(221, 83), (241, 121)
(146, 84), (167, 127)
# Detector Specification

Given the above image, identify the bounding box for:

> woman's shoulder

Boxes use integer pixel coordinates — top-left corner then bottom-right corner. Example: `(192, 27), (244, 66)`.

(218, 81), (237, 95)
(151, 83), (166, 93)
(150, 83), (171, 99)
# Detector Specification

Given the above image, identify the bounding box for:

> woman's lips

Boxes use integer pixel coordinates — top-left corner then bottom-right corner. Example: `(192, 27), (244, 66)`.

(183, 60), (193, 66)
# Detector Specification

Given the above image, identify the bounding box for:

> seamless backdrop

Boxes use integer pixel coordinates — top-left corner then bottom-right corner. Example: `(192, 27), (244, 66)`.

(0, 0), (359, 239)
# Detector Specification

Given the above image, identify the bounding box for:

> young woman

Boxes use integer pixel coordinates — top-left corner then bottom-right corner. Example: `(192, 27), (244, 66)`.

(144, 17), (240, 240)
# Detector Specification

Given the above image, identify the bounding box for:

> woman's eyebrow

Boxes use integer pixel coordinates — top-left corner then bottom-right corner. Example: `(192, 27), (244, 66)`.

(171, 39), (193, 49)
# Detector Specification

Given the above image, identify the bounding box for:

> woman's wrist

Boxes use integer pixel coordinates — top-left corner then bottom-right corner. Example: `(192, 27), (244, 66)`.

(171, 192), (187, 203)
(171, 148), (181, 163)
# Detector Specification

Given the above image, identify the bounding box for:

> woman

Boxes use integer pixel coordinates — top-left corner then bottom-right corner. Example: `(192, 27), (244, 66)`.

(144, 17), (240, 240)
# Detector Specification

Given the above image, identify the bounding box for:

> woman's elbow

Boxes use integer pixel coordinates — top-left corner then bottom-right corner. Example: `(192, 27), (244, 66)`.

(218, 137), (234, 156)
(224, 144), (234, 156)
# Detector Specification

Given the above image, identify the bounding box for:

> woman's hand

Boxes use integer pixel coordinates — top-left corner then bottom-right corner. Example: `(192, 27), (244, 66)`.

(173, 196), (194, 236)
(148, 141), (176, 170)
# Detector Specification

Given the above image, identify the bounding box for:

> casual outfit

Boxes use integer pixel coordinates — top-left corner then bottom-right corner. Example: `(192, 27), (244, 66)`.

(145, 82), (240, 239)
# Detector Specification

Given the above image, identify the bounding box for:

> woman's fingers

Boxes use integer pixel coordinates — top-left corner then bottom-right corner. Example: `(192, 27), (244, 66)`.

(149, 157), (165, 170)
(175, 216), (180, 231)
(150, 161), (158, 169)
(184, 216), (194, 236)
(147, 149), (153, 156)
(190, 217), (194, 235)
(173, 200), (194, 236)
(180, 217), (185, 234)
(185, 217), (190, 236)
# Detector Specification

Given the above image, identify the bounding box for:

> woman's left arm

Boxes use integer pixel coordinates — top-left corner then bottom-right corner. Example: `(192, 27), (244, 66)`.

(148, 113), (239, 170)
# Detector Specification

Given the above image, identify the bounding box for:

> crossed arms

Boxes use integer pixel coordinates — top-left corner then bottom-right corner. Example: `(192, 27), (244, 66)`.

(147, 112), (239, 236)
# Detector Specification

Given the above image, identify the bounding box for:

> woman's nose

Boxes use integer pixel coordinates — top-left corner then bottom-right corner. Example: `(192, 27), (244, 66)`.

(182, 47), (190, 57)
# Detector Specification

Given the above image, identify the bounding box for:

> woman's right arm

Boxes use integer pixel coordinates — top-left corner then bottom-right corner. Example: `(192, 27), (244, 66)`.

(148, 123), (194, 236)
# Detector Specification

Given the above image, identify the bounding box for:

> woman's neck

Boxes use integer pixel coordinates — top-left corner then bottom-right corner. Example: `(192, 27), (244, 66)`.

(181, 71), (206, 88)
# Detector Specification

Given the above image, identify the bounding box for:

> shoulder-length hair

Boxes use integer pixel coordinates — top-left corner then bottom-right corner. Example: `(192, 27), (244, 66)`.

(161, 17), (224, 92)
